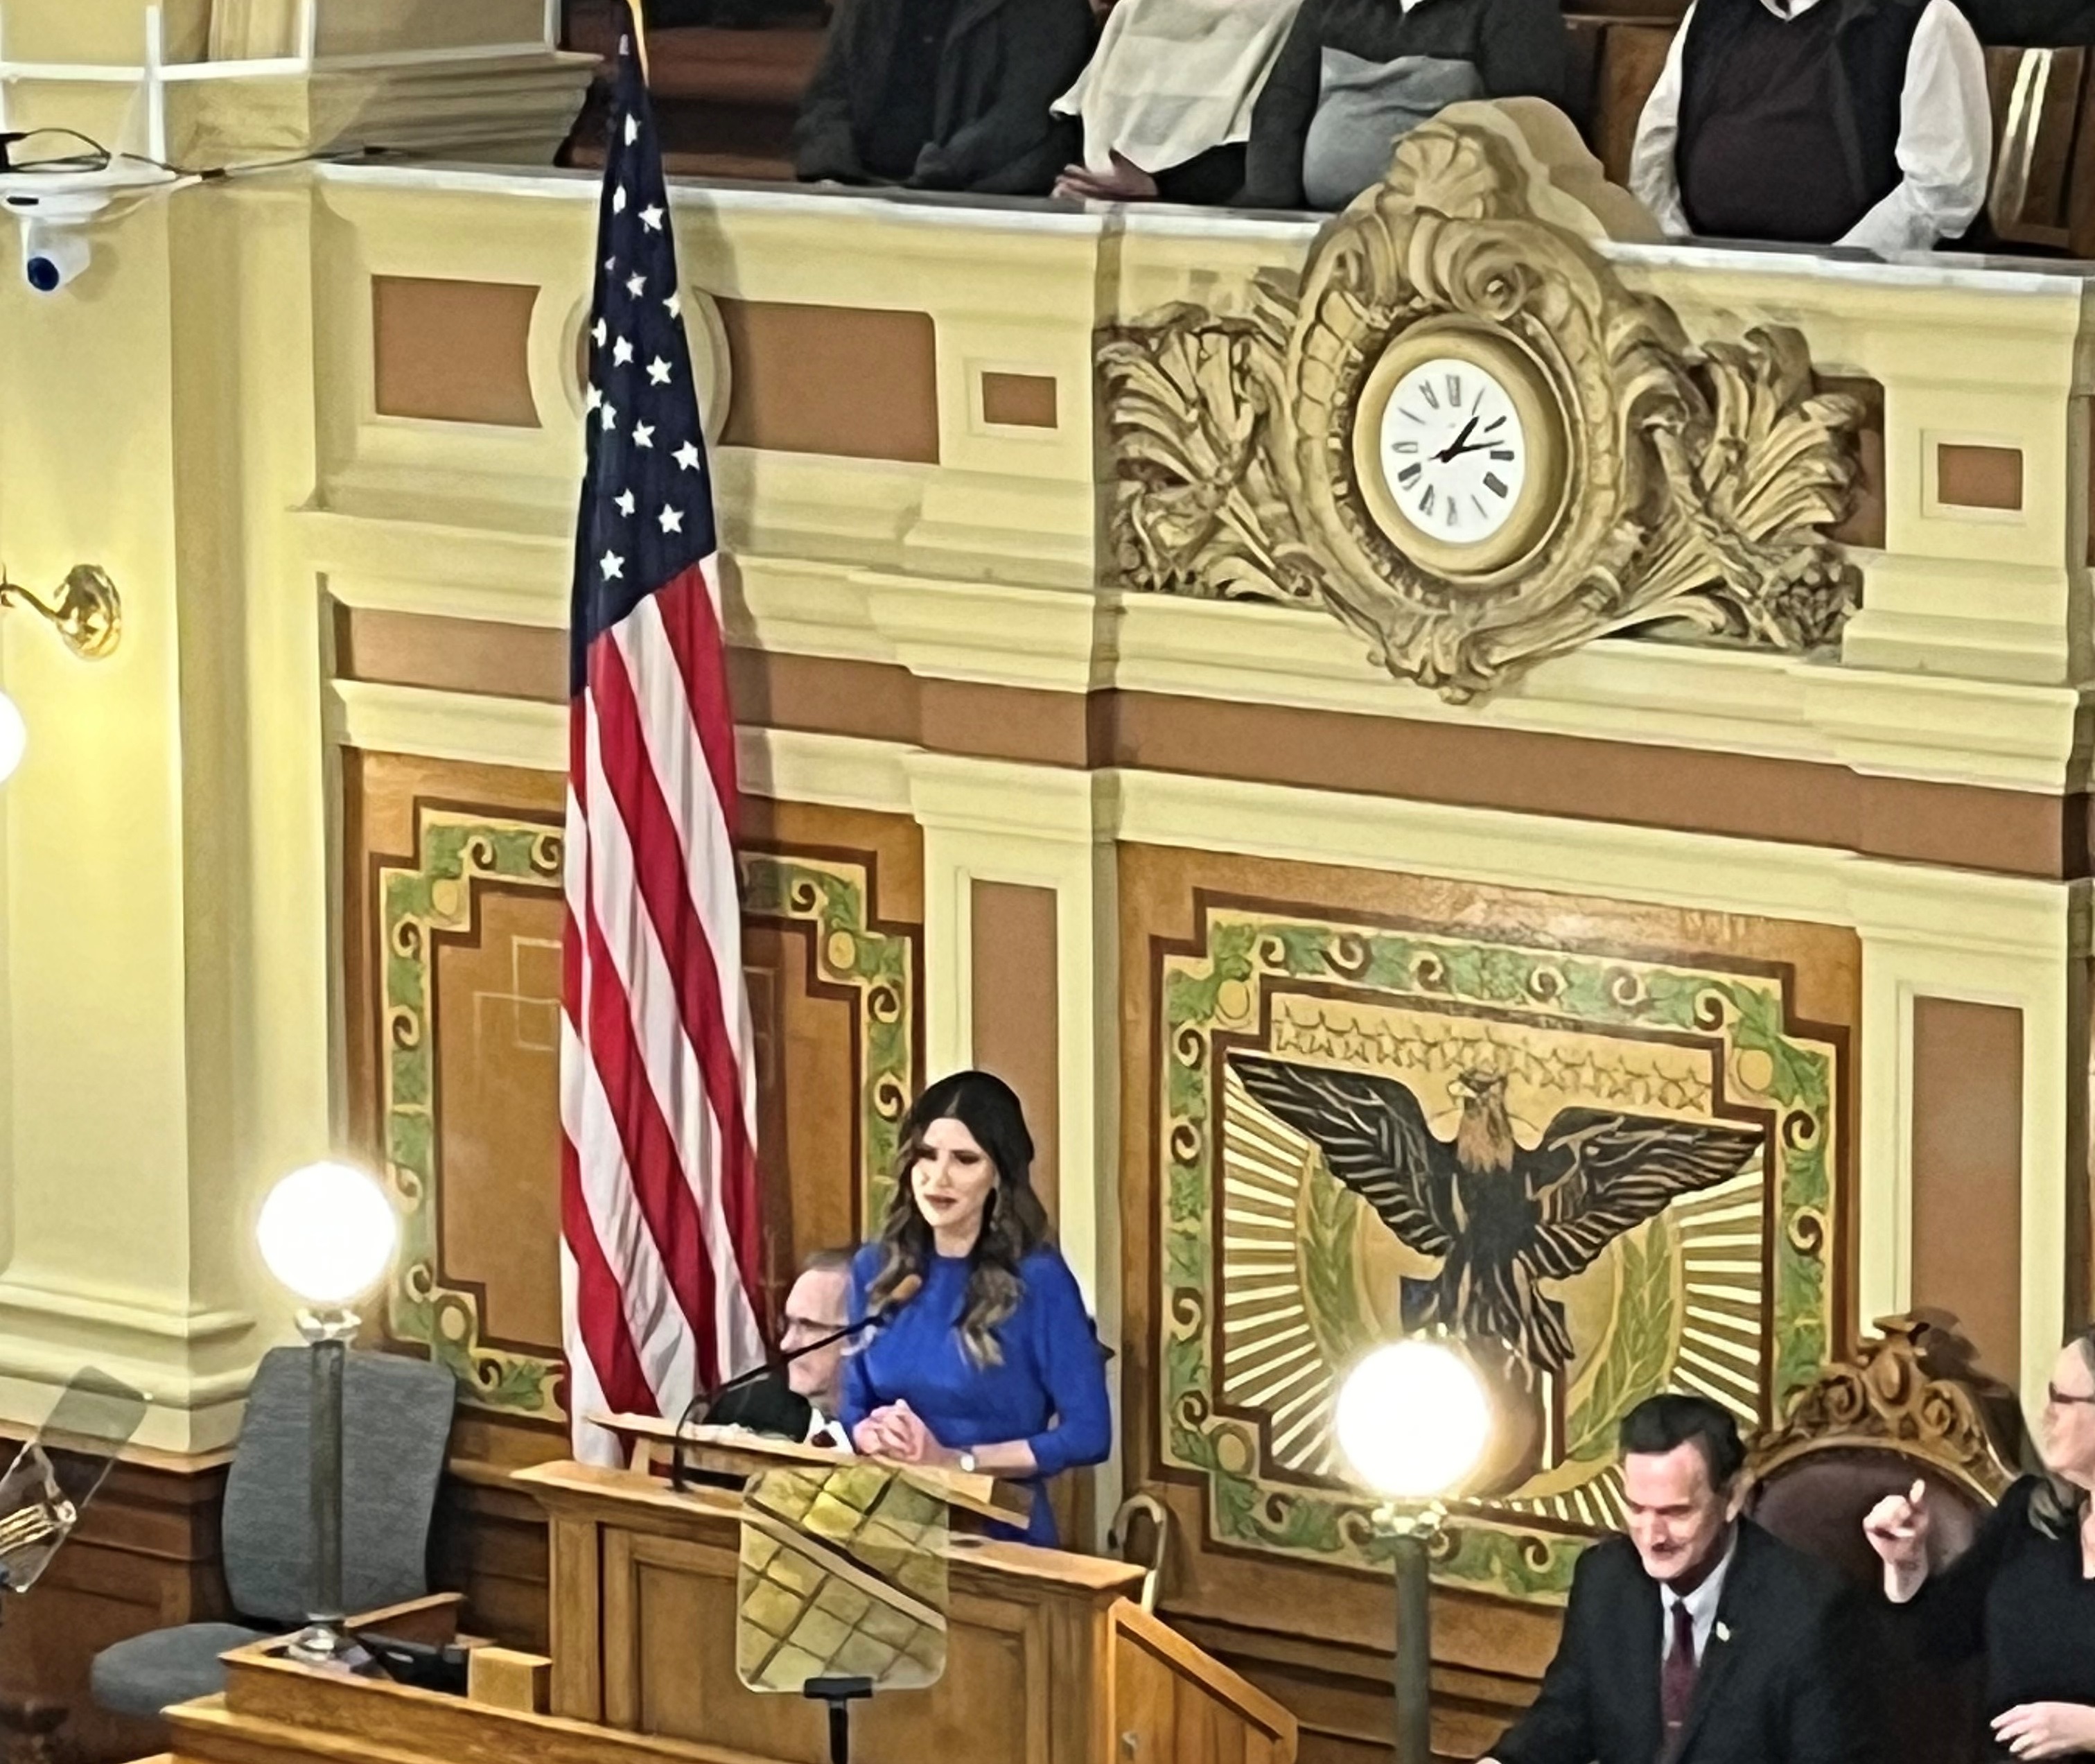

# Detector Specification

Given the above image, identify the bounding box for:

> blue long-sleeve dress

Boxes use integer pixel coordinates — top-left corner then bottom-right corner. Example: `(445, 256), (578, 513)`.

(841, 1242), (1112, 1547)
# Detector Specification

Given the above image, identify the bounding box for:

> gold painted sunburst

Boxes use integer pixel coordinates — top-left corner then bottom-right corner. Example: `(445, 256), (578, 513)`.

(1215, 995), (1769, 1526)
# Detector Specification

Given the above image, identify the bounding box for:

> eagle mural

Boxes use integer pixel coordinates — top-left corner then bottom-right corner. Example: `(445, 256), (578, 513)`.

(1231, 1056), (1766, 1379)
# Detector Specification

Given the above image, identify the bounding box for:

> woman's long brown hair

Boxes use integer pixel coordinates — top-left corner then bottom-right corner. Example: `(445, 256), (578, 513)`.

(866, 1070), (1052, 1366)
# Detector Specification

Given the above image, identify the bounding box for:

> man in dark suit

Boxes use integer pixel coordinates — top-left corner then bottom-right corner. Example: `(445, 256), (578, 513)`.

(708, 1249), (854, 1447)
(1484, 1393), (1872, 1764)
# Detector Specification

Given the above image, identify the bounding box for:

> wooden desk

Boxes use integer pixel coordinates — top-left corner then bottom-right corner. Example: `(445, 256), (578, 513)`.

(139, 1461), (1296, 1764)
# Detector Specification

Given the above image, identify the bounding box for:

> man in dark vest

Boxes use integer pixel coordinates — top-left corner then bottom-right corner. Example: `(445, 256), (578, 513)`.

(1627, 0), (1989, 253)
(1479, 1395), (1876, 1764)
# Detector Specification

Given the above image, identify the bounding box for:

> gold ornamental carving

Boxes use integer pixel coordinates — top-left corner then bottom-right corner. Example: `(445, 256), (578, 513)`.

(1100, 103), (1865, 701)
(1749, 1314), (2019, 1503)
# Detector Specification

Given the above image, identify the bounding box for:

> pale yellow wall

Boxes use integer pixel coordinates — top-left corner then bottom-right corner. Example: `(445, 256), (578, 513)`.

(0, 138), (2086, 1463)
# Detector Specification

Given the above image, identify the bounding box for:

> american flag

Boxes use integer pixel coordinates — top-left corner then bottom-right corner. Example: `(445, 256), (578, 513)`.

(559, 10), (764, 1465)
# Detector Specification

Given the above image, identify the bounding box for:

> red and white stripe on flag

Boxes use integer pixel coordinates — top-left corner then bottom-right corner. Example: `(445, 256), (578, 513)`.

(559, 10), (764, 1466)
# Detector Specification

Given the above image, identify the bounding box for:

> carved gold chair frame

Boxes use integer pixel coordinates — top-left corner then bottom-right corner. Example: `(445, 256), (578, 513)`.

(1747, 1313), (2022, 1505)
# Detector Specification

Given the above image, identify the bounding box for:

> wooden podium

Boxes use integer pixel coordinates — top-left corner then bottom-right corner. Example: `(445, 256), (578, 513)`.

(136, 1451), (1297, 1764)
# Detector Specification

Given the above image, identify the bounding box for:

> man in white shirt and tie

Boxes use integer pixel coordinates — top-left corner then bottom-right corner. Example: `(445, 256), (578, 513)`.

(1480, 1395), (1873, 1764)
(1627, 0), (1990, 256)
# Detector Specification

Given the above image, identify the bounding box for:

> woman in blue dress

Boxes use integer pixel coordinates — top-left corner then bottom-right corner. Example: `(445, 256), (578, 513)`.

(843, 1069), (1112, 1548)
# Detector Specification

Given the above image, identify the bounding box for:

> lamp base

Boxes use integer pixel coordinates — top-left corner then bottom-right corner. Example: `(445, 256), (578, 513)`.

(1372, 1501), (1446, 1764)
(285, 1621), (356, 1666)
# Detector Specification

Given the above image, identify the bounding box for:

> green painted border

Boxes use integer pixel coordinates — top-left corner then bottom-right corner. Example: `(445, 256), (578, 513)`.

(1159, 910), (1837, 1600)
(376, 812), (915, 1420)
(740, 850), (916, 1228)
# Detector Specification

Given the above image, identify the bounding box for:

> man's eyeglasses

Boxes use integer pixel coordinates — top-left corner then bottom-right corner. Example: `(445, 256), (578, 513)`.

(2046, 1383), (2095, 1407)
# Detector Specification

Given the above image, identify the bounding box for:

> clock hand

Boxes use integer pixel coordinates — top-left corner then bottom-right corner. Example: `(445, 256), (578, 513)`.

(1431, 417), (1479, 464)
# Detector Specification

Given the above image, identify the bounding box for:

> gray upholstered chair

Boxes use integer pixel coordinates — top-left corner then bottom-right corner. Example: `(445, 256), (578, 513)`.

(89, 1345), (457, 1718)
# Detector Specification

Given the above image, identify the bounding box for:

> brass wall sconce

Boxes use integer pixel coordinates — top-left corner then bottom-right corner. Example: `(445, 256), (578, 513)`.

(0, 566), (121, 659)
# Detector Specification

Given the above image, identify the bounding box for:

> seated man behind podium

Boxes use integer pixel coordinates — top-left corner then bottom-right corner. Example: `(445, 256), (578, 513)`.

(1485, 1394), (1873, 1764)
(708, 1248), (855, 1448)
(843, 1070), (1111, 1548)
(1627, 0), (1989, 254)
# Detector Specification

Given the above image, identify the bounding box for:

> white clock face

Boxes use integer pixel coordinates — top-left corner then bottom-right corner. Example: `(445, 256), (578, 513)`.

(1376, 356), (1528, 545)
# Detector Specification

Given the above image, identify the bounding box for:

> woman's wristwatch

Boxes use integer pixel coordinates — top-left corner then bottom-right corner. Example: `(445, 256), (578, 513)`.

(956, 1450), (979, 1474)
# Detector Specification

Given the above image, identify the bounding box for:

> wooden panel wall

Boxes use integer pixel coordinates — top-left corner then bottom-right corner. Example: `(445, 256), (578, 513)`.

(1911, 999), (2025, 1385)
(340, 748), (924, 1647)
(1116, 844), (1863, 1764)
(0, 1449), (231, 1764)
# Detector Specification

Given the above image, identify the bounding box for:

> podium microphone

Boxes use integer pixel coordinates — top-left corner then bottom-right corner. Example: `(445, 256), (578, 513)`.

(669, 1273), (922, 1491)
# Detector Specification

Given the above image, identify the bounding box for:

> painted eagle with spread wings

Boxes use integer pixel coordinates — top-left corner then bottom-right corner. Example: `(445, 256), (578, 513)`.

(1233, 1056), (1764, 1375)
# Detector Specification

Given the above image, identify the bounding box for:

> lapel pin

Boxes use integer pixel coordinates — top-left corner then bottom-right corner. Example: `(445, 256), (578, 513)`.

(1715, 1622), (1731, 1644)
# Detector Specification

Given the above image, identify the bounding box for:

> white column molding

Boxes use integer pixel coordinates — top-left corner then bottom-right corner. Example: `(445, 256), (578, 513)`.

(1849, 873), (2089, 1439)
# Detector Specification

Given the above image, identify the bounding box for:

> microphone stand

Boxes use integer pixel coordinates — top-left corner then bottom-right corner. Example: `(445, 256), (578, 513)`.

(668, 1312), (876, 1493)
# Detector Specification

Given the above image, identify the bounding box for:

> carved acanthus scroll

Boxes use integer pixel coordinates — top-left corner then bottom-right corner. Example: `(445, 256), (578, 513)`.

(1751, 1314), (2020, 1501)
(1099, 107), (1864, 701)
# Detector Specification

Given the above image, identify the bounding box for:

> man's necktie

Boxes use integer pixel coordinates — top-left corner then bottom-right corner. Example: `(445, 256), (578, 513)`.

(1660, 1600), (1699, 1753)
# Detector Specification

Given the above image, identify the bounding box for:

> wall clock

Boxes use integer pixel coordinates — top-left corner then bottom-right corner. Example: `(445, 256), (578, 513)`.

(1351, 322), (1570, 579)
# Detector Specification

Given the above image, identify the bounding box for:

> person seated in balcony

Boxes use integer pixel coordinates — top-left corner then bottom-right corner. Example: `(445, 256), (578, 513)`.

(791, 0), (1091, 191)
(1627, 0), (1990, 254)
(1231, 0), (1565, 210)
(1956, 0), (2095, 42)
(1049, 0), (1304, 204)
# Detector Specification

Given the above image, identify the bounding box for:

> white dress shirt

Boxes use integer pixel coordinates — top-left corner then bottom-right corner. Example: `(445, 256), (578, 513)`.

(805, 1405), (854, 1452)
(1660, 1527), (1739, 1668)
(1627, 0), (1991, 255)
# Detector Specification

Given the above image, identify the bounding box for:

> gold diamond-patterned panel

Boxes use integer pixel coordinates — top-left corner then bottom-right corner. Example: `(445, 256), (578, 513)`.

(735, 1465), (949, 1693)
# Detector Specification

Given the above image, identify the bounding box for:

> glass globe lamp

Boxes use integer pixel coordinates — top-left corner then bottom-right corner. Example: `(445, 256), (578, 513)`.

(256, 1162), (397, 1307)
(1335, 1338), (1491, 1499)
(255, 1161), (398, 1663)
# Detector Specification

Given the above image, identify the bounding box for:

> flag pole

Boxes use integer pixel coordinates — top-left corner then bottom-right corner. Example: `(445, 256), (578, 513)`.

(630, 0), (651, 85)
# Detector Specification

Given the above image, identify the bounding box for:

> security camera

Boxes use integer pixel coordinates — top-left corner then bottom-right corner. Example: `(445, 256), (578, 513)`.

(20, 221), (87, 293)
(1, 187), (115, 295)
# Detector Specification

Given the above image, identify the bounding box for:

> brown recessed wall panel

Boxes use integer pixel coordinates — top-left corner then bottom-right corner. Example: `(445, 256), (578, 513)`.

(373, 275), (542, 428)
(432, 887), (566, 1353)
(724, 649), (2085, 881)
(335, 604), (566, 702)
(716, 299), (939, 462)
(980, 372), (1058, 430)
(969, 880), (1060, 1224)
(1909, 997), (2024, 1383)
(1936, 443), (2024, 512)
